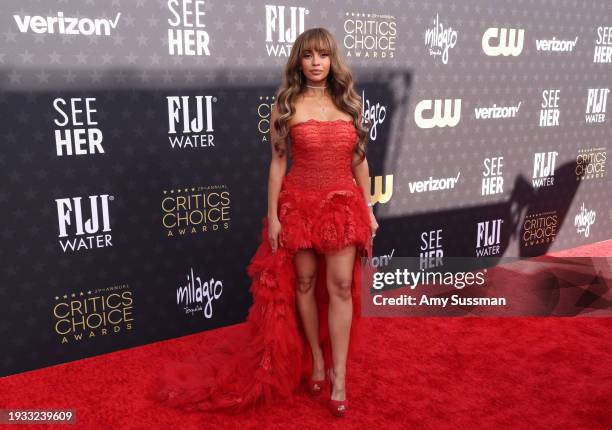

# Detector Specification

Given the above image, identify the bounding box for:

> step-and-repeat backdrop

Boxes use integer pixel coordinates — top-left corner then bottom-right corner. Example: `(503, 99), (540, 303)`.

(1, 0), (610, 376)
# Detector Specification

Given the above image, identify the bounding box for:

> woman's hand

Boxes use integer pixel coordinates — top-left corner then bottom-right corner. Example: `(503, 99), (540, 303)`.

(369, 209), (379, 241)
(268, 216), (282, 252)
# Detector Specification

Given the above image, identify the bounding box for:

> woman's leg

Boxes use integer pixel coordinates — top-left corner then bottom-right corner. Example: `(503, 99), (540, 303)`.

(324, 245), (357, 401)
(293, 248), (324, 380)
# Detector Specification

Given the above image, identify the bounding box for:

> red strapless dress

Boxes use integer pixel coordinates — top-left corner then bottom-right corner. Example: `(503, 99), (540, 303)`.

(151, 118), (375, 413)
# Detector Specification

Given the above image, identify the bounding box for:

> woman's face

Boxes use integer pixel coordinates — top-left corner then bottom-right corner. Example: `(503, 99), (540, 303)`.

(300, 47), (330, 84)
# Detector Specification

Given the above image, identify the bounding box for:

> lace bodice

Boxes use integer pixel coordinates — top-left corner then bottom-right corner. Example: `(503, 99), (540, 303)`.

(284, 118), (357, 190)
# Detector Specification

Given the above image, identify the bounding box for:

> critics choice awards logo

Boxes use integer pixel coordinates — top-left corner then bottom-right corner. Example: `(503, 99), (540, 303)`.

(53, 285), (134, 344)
(521, 211), (558, 247)
(257, 95), (277, 143)
(343, 11), (396, 59)
(575, 147), (607, 181)
(161, 185), (231, 237)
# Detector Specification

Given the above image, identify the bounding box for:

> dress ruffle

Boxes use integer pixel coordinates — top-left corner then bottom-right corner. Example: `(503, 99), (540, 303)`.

(153, 178), (372, 413)
(150, 122), (375, 414)
(278, 180), (372, 254)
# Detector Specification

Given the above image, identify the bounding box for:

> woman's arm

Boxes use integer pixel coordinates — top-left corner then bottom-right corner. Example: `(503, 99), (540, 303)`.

(352, 132), (379, 238)
(267, 104), (287, 221)
(351, 115), (373, 211)
(352, 152), (373, 212)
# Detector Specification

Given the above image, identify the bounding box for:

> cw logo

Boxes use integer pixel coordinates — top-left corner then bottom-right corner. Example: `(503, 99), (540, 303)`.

(369, 174), (393, 206)
(482, 27), (525, 56)
(414, 99), (462, 129)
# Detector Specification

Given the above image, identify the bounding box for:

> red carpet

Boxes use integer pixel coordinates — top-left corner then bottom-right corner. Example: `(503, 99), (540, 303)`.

(1, 241), (611, 430)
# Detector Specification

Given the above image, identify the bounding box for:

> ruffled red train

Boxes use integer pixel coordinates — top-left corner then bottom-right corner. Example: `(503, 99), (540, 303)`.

(150, 178), (375, 414)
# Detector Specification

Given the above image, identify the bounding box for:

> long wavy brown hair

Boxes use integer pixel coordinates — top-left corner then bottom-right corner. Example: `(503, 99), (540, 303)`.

(272, 27), (371, 162)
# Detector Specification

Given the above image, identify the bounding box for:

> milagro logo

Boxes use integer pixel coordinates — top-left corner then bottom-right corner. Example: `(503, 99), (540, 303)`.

(177, 267), (224, 318)
(55, 194), (113, 252)
(482, 27), (525, 56)
(265, 5), (309, 56)
(14, 11), (121, 36)
(167, 0), (211, 56)
(414, 98), (462, 128)
(574, 203), (596, 238)
(424, 13), (457, 64)
(361, 89), (387, 141)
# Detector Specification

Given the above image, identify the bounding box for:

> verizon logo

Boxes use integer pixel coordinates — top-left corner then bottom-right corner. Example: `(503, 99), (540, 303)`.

(408, 172), (461, 193)
(13, 11), (121, 36)
(535, 37), (578, 52)
(474, 102), (522, 119)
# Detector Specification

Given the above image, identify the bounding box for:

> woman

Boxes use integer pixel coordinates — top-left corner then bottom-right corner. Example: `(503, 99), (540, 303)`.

(153, 27), (378, 418)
